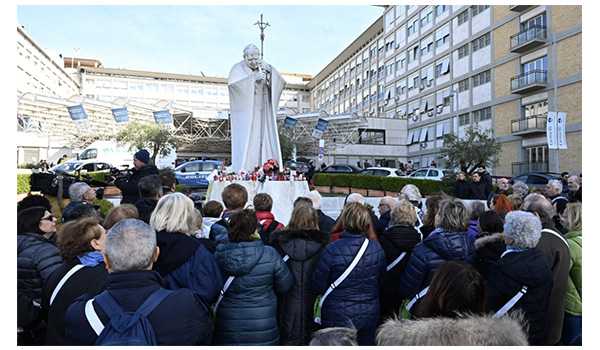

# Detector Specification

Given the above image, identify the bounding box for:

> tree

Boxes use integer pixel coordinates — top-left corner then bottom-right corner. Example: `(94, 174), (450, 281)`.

(115, 122), (178, 165)
(440, 126), (501, 174)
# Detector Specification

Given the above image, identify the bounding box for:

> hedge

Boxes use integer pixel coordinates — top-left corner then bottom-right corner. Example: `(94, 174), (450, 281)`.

(17, 174), (31, 194)
(313, 173), (454, 196)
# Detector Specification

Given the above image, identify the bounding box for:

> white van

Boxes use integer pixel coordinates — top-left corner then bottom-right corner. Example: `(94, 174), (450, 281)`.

(78, 140), (177, 170)
(77, 141), (133, 170)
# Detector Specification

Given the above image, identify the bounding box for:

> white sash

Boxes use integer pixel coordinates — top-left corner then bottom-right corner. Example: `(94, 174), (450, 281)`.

(386, 252), (407, 272)
(49, 264), (85, 306)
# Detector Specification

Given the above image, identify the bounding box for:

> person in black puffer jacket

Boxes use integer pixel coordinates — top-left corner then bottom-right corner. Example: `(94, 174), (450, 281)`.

(379, 200), (422, 322)
(214, 209), (294, 345)
(312, 203), (386, 346)
(271, 204), (328, 345)
(114, 149), (159, 205)
(42, 217), (109, 345)
(398, 198), (475, 301)
(485, 211), (553, 345)
(150, 193), (223, 305)
(468, 173), (488, 200)
(454, 172), (470, 199)
(17, 206), (63, 345)
(473, 211), (505, 276)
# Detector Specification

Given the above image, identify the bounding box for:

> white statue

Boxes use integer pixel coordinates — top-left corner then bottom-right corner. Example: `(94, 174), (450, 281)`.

(228, 44), (285, 172)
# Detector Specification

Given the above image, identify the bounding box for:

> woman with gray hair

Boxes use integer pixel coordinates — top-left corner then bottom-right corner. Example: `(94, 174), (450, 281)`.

(61, 182), (98, 223)
(485, 211), (553, 345)
(398, 198), (475, 303)
(379, 200), (422, 321)
(149, 193), (223, 306)
(511, 181), (529, 199)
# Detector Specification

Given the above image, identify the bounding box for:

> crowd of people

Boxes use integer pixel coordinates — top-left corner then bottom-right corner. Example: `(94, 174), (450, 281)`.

(17, 151), (583, 346)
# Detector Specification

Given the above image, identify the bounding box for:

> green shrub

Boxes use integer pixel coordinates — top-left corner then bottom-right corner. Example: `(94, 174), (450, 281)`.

(351, 175), (382, 190)
(313, 173), (333, 187)
(85, 171), (108, 183)
(17, 174), (31, 194)
(331, 174), (354, 187)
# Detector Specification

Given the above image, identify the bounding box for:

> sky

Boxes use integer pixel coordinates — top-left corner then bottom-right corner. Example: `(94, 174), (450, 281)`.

(17, 5), (383, 77)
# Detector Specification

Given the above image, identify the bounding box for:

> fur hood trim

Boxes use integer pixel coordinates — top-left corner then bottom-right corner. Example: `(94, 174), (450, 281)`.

(376, 312), (528, 346)
(474, 233), (505, 250)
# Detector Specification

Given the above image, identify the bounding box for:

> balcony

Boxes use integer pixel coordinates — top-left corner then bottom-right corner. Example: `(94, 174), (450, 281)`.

(509, 5), (534, 12)
(511, 115), (547, 135)
(511, 26), (547, 53)
(511, 70), (547, 94)
(512, 161), (549, 176)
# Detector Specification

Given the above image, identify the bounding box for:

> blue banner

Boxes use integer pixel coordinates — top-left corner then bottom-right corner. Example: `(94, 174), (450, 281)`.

(111, 107), (129, 123)
(67, 104), (88, 121)
(153, 110), (172, 124)
(312, 118), (329, 138)
(283, 117), (298, 128)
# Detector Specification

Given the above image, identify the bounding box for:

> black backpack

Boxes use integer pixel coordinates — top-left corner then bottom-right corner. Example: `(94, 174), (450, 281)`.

(85, 289), (173, 346)
(258, 220), (280, 244)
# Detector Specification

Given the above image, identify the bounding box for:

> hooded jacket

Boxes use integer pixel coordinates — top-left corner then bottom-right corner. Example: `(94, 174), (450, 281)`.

(114, 164), (159, 204)
(318, 210), (336, 235)
(153, 231), (223, 305)
(273, 229), (328, 345)
(311, 231), (386, 345)
(565, 230), (582, 316)
(376, 313), (529, 346)
(454, 180), (470, 199)
(485, 248), (553, 345)
(379, 224), (422, 321)
(473, 233), (506, 276)
(398, 228), (475, 299)
(213, 240), (293, 345)
(256, 211), (284, 239)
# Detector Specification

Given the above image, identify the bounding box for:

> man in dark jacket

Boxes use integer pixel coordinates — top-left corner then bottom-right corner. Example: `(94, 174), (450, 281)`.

(64, 219), (212, 345)
(135, 175), (163, 224)
(468, 173), (488, 200)
(522, 194), (570, 345)
(115, 149), (159, 205)
(454, 172), (470, 199)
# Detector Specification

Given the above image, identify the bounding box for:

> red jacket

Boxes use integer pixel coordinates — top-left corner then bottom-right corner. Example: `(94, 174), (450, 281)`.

(255, 211), (285, 233)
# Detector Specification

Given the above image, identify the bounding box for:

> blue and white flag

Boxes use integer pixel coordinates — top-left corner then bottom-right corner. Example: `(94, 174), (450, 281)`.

(67, 104), (88, 121)
(153, 110), (172, 124)
(111, 107), (129, 124)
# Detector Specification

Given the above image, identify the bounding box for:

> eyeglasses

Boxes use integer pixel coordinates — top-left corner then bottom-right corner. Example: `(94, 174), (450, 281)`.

(41, 215), (55, 222)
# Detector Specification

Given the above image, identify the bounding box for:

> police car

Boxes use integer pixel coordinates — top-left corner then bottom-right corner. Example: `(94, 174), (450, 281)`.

(174, 160), (222, 188)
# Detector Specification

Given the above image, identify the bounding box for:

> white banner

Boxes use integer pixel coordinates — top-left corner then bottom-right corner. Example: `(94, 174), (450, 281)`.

(556, 112), (568, 149)
(546, 111), (558, 149)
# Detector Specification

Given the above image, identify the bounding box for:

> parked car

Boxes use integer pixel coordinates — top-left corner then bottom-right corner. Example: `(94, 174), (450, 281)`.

(319, 164), (362, 174)
(511, 172), (562, 191)
(404, 167), (452, 181)
(284, 160), (310, 174)
(174, 160), (222, 188)
(51, 160), (113, 176)
(360, 167), (404, 177)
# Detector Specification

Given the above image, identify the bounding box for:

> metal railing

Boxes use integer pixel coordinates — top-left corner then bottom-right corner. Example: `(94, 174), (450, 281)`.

(511, 70), (547, 91)
(511, 25), (547, 49)
(511, 115), (547, 134)
(512, 161), (549, 175)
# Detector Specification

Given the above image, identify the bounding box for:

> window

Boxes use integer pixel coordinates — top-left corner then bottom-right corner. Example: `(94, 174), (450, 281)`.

(459, 112), (470, 126)
(457, 44), (470, 59)
(472, 70), (491, 86)
(522, 56), (547, 74)
(521, 13), (546, 31)
(359, 129), (386, 145)
(421, 9), (433, 27)
(435, 63), (443, 77)
(473, 107), (492, 122)
(523, 100), (548, 118)
(471, 5), (489, 17)
(407, 17), (418, 36)
(458, 78), (470, 92)
(457, 10), (469, 25)
(472, 33), (490, 52)
(435, 5), (448, 17)
(428, 169), (440, 177)
(411, 169), (428, 177)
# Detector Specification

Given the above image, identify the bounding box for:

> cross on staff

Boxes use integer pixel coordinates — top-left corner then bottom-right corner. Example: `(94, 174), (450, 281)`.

(253, 14), (270, 59)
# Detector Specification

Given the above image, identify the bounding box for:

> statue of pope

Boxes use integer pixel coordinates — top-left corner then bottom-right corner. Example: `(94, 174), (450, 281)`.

(227, 44), (285, 172)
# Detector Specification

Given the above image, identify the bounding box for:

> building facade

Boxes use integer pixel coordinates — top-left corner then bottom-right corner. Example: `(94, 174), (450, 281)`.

(311, 5), (581, 175)
(308, 16), (407, 168)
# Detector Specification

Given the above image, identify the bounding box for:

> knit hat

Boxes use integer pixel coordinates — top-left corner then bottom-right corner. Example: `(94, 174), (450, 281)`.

(134, 149), (150, 164)
(503, 211), (542, 249)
